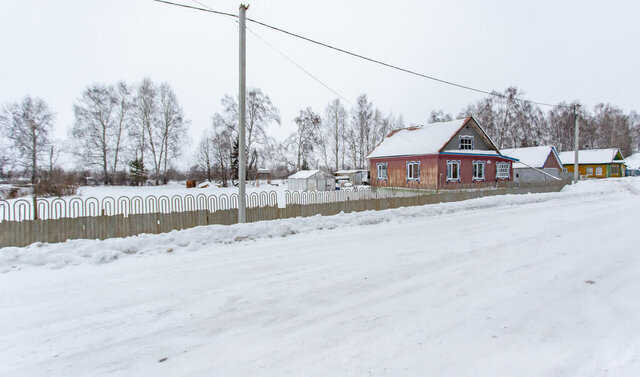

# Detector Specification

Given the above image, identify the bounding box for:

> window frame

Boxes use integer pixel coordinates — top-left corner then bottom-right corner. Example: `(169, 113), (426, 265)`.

(406, 161), (420, 182)
(596, 166), (603, 176)
(376, 162), (388, 181)
(496, 162), (510, 179)
(446, 160), (461, 182)
(459, 135), (474, 150)
(472, 161), (485, 181)
(586, 167), (594, 175)
(612, 165), (619, 175)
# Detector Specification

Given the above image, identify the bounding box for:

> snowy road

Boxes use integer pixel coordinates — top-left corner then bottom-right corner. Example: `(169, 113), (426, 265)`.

(1, 179), (640, 376)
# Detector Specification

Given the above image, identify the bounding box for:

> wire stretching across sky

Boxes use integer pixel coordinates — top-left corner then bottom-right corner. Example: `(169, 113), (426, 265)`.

(151, 0), (570, 109)
(189, 0), (354, 105)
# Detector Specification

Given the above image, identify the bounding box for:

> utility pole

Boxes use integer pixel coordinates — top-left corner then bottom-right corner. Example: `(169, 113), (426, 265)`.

(237, 4), (248, 223)
(573, 104), (580, 184)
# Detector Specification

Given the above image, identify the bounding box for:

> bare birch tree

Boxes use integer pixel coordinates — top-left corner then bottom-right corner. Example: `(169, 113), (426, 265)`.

(71, 83), (132, 184)
(292, 107), (321, 170)
(0, 96), (54, 190)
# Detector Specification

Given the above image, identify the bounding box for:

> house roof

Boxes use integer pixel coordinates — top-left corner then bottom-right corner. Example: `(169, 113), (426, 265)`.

(287, 170), (333, 179)
(558, 148), (625, 165)
(366, 117), (500, 159)
(501, 146), (562, 169)
(624, 153), (640, 170)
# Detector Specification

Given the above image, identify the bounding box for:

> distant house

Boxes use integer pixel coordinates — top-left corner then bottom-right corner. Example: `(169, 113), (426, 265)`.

(366, 116), (517, 189)
(624, 153), (640, 176)
(287, 170), (336, 191)
(558, 148), (626, 178)
(334, 169), (369, 186)
(501, 146), (567, 183)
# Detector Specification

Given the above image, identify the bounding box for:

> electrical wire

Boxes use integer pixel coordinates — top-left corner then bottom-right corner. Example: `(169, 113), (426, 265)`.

(188, 0), (353, 105)
(152, 0), (571, 109)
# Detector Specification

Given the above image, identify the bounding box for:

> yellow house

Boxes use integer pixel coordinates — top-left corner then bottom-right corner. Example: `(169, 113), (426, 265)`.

(558, 148), (626, 178)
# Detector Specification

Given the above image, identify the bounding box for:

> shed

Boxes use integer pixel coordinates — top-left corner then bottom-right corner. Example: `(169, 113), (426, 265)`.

(624, 153), (640, 176)
(500, 146), (568, 183)
(287, 170), (336, 191)
(334, 169), (370, 185)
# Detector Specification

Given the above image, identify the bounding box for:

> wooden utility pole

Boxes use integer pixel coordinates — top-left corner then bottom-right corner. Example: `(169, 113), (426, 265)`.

(573, 104), (580, 183)
(238, 4), (248, 223)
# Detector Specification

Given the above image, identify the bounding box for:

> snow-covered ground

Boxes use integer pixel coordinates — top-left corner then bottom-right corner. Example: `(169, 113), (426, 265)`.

(1, 178), (640, 376)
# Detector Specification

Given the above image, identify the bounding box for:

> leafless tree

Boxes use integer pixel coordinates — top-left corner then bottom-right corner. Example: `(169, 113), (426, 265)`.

(350, 94), (373, 168)
(71, 83), (132, 184)
(158, 83), (189, 183)
(221, 88), (280, 173)
(291, 107), (321, 170)
(0, 96), (54, 190)
(428, 110), (453, 123)
(322, 98), (348, 171)
(196, 131), (215, 182)
(132, 78), (157, 172)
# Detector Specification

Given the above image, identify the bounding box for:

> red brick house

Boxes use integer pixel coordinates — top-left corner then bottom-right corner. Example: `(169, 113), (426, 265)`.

(366, 116), (517, 189)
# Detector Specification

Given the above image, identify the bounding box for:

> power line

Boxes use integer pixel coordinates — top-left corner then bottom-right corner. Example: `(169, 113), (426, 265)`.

(152, 0), (570, 109)
(188, 0), (353, 105)
(246, 27), (354, 106)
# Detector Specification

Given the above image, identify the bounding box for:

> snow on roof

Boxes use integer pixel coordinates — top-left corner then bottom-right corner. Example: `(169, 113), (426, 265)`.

(624, 153), (640, 170)
(334, 169), (367, 174)
(440, 150), (501, 156)
(366, 118), (470, 159)
(287, 170), (333, 179)
(558, 149), (625, 165)
(501, 146), (559, 168)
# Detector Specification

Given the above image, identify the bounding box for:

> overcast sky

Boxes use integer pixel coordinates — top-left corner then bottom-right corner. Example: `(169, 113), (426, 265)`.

(1, 0), (639, 166)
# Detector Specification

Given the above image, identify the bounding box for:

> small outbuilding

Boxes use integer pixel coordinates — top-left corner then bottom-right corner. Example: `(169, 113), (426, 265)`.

(558, 148), (626, 179)
(287, 170), (336, 191)
(334, 169), (370, 186)
(501, 146), (568, 183)
(624, 153), (640, 176)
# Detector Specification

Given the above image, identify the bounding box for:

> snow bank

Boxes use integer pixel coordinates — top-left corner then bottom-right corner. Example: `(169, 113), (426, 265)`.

(2, 178), (639, 271)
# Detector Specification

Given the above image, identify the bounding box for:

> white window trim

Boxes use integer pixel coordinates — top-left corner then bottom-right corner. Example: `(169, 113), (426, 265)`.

(472, 161), (485, 181)
(376, 162), (388, 181)
(459, 135), (474, 150)
(586, 167), (594, 176)
(406, 161), (420, 182)
(596, 166), (603, 176)
(446, 160), (461, 182)
(496, 162), (510, 179)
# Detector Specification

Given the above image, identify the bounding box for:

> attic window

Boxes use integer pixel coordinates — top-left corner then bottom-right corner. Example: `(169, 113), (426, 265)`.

(459, 135), (474, 150)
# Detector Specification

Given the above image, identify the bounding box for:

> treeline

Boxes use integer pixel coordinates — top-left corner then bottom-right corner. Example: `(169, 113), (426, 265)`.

(0, 78), (189, 191)
(1, 83), (639, 191)
(193, 92), (404, 185)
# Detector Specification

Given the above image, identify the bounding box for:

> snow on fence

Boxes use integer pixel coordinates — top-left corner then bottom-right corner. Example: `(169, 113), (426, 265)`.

(0, 181), (568, 248)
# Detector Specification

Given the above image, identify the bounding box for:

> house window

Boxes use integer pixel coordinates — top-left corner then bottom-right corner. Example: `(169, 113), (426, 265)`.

(596, 167), (603, 176)
(473, 161), (485, 181)
(407, 161), (420, 181)
(446, 160), (460, 181)
(377, 162), (388, 181)
(611, 165), (619, 175)
(459, 135), (474, 150)
(496, 162), (510, 179)
(586, 167), (593, 175)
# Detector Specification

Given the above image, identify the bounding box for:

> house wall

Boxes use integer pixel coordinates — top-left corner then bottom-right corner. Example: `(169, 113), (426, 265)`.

(438, 154), (514, 187)
(441, 121), (492, 151)
(542, 152), (562, 169)
(563, 163), (625, 178)
(369, 155), (439, 189)
(370, 154), (514, 189)
(513, 167), (567, 183)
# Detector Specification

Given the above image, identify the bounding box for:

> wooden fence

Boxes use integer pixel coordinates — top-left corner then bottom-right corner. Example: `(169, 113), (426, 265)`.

(0, 182), (567, 248)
